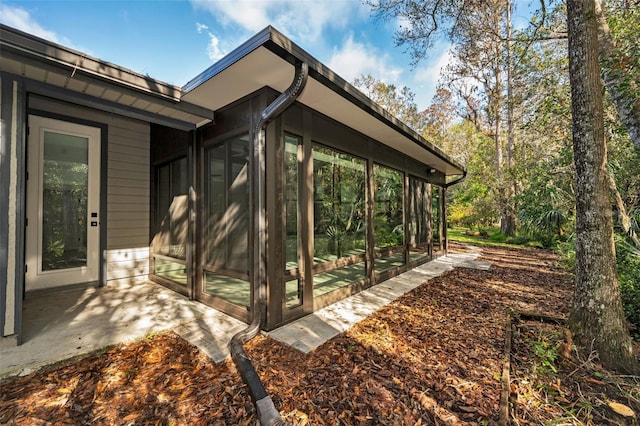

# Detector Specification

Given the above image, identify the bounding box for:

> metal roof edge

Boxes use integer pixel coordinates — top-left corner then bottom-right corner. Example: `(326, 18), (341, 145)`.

(0, 24), (183, 101)
(0, 24), (214, 122)
(182, 26), (273, 93)
(183, 25), (464, 174)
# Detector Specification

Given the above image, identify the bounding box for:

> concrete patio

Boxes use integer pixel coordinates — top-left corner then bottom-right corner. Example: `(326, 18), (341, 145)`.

(0, 249), (490, 379)
(0, 281), (246, 378)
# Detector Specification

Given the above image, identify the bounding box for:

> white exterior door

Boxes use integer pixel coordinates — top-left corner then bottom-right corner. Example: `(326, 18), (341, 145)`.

(25, 116), (101, 291)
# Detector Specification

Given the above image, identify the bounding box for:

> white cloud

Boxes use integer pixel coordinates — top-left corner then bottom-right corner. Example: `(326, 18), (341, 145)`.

(196, 22), (209, 33)
(195, 22), (224, 61)
(414, 46), (453, 84)
(190, 0), (368, 43)
(206, 33), (224, 61)
(0, 4), (68, 44)
(327, 34), (402, 86)
(195, 22), (227, 61)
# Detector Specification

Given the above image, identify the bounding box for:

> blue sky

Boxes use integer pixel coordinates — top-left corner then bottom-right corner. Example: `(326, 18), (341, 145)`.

(0, 1), (532, 110)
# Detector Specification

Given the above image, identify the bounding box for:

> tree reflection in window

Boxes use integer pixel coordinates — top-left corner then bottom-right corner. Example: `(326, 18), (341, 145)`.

(313, 145), (366, 262)
(312, 144), (366, 296)
(373, 164), (405, 274)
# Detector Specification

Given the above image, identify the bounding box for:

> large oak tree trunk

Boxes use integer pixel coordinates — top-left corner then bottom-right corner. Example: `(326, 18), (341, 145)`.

(566, 0), (638, 374)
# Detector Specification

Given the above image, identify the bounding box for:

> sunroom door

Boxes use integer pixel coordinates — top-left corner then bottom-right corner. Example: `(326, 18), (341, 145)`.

(25, 116), (101, 291)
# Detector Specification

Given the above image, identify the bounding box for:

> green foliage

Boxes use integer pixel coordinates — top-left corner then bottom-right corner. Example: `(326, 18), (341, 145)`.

(616, 236), (640, 338)
(353, 74), (426, 133)
(489, 232), (506, 243)
(528, 333), (561, 378)
(445, 123), (499, 229)
(603, 2), (640, 105)
(555, 238), (577, 270)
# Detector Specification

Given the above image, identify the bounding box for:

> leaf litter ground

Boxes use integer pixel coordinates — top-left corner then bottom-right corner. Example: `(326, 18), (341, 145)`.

(1, 244), (638, 425)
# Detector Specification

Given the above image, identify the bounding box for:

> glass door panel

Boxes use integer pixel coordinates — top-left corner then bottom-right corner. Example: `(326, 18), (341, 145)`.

(202, 134), (250, 308)
(26, 115), (100, 291)
(41, 131), (89, 271)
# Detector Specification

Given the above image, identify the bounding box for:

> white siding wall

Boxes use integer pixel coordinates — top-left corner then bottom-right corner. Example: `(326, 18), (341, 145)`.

(29, 96), (150, 285)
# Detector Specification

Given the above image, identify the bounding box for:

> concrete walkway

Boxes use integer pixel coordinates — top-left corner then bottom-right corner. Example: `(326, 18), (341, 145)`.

(265, 251), (491, 353)
(0, 249), (490, 378)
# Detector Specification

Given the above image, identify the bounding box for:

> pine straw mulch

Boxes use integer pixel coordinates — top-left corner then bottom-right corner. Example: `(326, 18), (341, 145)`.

(1, 243), (638, 425)
(509, 317), (640, 425)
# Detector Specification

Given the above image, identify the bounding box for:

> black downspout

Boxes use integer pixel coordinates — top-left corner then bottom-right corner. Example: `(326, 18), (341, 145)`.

(442, 171), (467, 253)
(229, 61), (308, 426)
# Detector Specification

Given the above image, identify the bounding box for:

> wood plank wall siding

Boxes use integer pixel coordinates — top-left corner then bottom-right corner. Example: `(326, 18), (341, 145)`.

(29, 96), (151, 285)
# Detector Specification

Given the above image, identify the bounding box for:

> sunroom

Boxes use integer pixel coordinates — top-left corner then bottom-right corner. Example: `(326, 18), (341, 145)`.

(0, 24), (465, 345)
(147, 26), (466, 329)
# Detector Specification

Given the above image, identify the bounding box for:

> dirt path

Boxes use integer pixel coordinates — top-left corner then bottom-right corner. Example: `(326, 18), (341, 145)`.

(2, 244), (635, 425)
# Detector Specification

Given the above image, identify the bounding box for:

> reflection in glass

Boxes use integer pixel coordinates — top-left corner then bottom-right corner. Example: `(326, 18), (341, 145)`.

(42, 131), (88, 271)
(373, 164), (405, 274)
(204, 272), (250, 306)
(285, 279), (302, 308)
(284, 134), (302, 308)
(152, 157), (188, 285)
(154, 258), (187, 285)
(433, 186), (441, 249)
(313, 263), (366, 297)
(312, 144), (366, 294)
(313, 145), (366, 262)
(408, 177), (430, 262)
(284, 135), (299, 270)
(203, 134), (250, 306)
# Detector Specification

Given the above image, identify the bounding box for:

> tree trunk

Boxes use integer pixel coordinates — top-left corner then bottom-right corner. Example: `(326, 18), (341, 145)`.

(502, 0), (517, 237)
(594, 0), (640, 149)
(491, 57), (510, 236)
(566, 0), (638, 374)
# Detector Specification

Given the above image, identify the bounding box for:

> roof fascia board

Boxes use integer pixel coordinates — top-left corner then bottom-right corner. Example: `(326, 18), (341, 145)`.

(9, 73), (196, 131)
(0, 24), (214, 122)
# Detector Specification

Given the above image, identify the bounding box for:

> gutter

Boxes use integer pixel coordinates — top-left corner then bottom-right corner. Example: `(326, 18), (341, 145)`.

(444, 170), (468, 188)
(229, 61), (308, 426)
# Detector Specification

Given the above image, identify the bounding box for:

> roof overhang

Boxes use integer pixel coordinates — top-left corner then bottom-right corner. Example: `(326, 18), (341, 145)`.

(0, 24), (214, 130)
(183, 26), (465, 177)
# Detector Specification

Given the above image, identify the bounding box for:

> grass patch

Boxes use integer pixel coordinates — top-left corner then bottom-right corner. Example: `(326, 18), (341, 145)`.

(448, 226), (537, 249)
